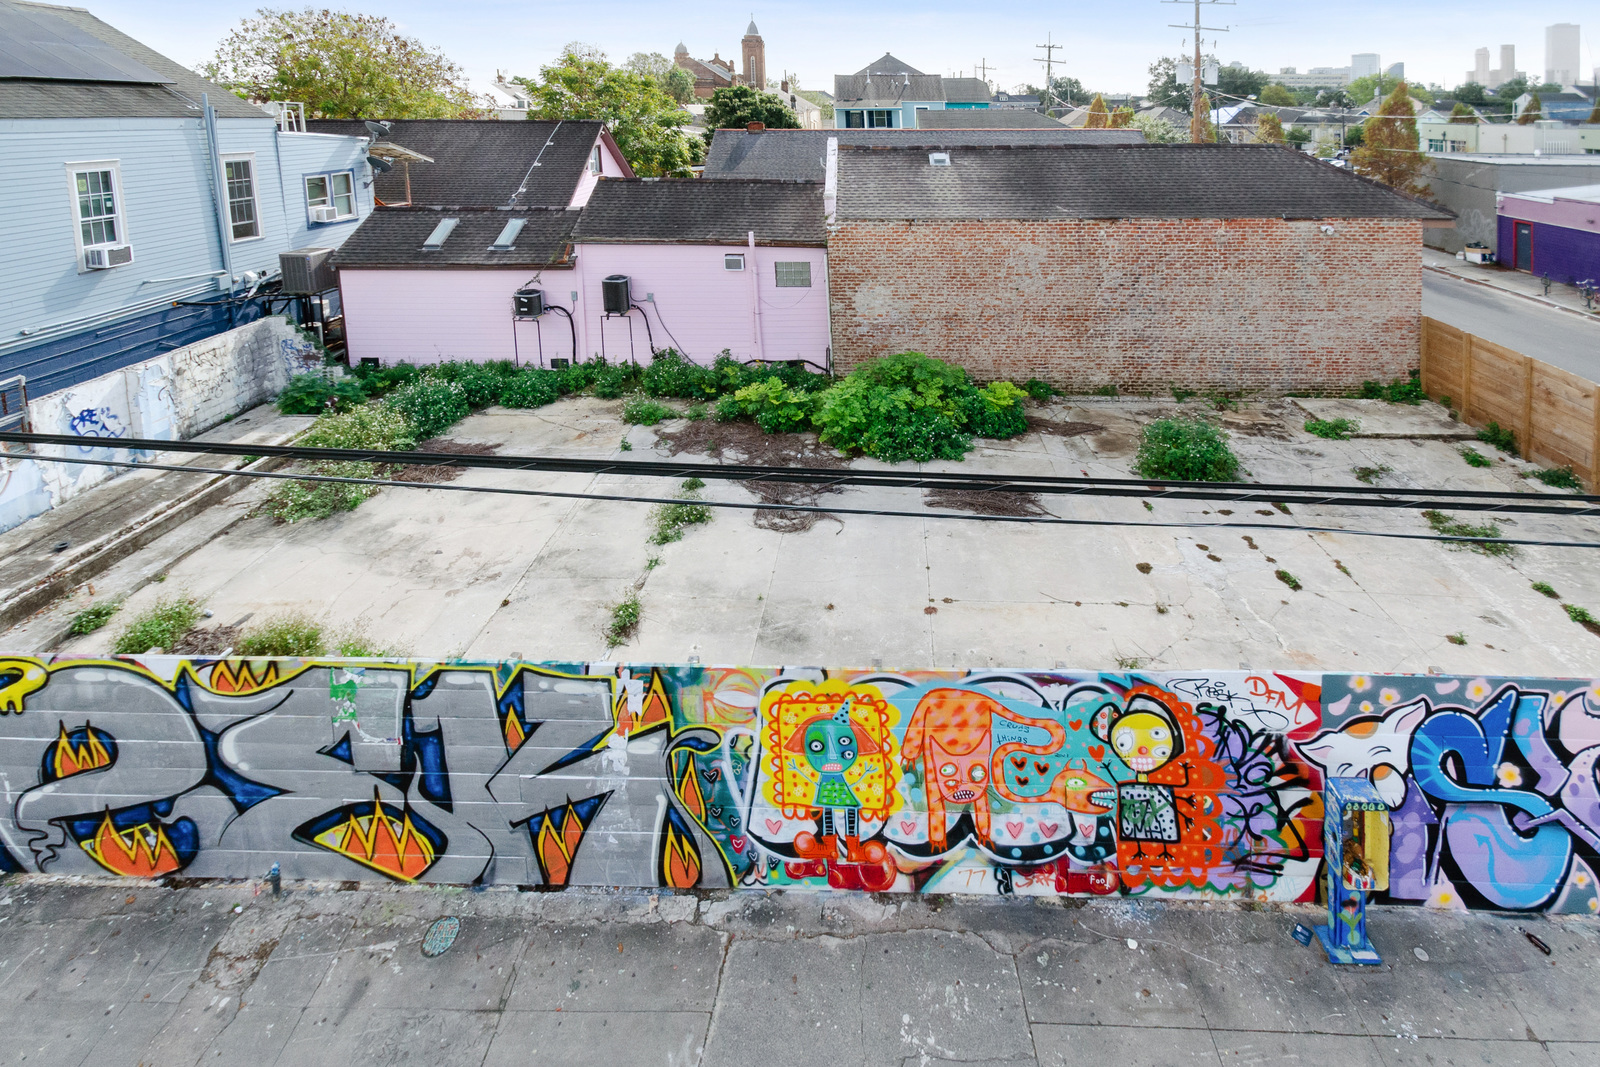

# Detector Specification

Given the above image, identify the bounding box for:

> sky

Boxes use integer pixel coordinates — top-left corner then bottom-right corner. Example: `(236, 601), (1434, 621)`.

(84, 0), (1599, 99)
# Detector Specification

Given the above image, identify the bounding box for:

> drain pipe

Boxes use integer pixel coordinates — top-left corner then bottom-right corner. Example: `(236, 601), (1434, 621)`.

(201, 94), (237, 302)
(748, 230), (766, 363)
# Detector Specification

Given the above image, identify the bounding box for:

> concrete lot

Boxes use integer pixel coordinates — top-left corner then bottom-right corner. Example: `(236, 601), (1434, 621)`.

(0, 875), (1593, 1067)
(5, 395), (1599, 675)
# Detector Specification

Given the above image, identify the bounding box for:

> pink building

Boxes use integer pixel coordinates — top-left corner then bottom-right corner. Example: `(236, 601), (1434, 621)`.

(335, 180), (829, 369)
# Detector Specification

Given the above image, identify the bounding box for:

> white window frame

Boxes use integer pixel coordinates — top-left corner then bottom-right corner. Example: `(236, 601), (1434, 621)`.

(65, 160), (127, 269)
(589, 144), (603, 174)
(221, 152), (262, 243)
(724, 253), (746, 271)
(305, 170), (358, 222)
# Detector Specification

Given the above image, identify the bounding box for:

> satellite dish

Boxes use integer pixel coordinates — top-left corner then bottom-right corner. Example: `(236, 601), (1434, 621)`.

(367, 154), (393, 173)
(364, 120), (392, 139)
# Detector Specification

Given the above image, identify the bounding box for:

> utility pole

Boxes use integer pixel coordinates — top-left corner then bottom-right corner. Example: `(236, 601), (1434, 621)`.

(976, 57), (993, 85)
(1164, 0), (1233, 142)
(1034, 33), (1063, 110)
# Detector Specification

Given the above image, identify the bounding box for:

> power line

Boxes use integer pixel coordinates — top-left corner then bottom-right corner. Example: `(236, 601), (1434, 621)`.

(19, 451), (1600, 550)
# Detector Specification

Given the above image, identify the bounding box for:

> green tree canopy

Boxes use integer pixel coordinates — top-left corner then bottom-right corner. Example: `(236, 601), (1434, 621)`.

(204, 7), (483, 118)
(521, 50), (694, 177)
(1216, 64), (1268, 101)
(1450, 83), (1488, 105)
(1517, 93), (1542, 124)
(1258, 83), (1296, 107)
(1085, 93), (1109, 128)
(1285, 125), (1312, 147)
(1448, 102), (1478, 124)
(702, 84), (800, 143)
(624, 52), (694, 104)
(1130, 113), (1182, 143)
(1351, 82), (1428, 196)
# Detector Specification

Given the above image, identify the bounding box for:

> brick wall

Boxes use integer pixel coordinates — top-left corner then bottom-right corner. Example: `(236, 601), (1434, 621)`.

(827, 217), (1424, 392)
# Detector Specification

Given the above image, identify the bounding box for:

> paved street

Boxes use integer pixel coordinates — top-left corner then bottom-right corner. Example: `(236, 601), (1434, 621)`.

(0, 877), (1593, 1067)
(1421, 271), (1600, 381)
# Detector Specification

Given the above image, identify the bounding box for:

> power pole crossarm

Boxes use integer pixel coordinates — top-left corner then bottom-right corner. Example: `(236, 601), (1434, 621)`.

(1163, 0), (1234, 143)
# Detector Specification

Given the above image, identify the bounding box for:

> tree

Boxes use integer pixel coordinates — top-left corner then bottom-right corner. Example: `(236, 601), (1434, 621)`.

(702, 84), (800, 143)
(1110, 106), (1135, 128)
(1315, 87), (1353, 109)
(1448, 102), (1477, 124)
(1517, 93), (1542, 124)
(1259, 83), (1296, 107)
(1193, 91), (1216, 143)
(1590, 98), (1600, 125)
(1130, 113), (1183, 143)
(625, 51), (694, 104)
(1255, 112), (1286, 144)
(1216, 64), (1268, 101)
(663, 66), (694, 104)
(204, 8), (484, 118)
(1351, 82), (1428, 196)
(1285, 125), (1312, 148)
(1493, 77), (1530, 103)
(1451, 82), (1488, 105)
(1344, 122), (1365, 148)
(1147, 57), (1190, 110)
(521, 50), (695, 177)
(1024, 75), (1089, 111)
(1085, 93), (1109, 128)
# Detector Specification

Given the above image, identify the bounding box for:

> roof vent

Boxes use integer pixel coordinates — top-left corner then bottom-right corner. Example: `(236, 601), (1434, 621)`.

(422, 218), (458, 249)
(491, 218), (526, 250)
(929, 152), (951, 166)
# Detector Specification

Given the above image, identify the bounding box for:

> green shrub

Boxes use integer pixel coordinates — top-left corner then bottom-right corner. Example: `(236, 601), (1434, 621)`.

(642, 350), (720, 399)
(111, 596), (202, 654)
(276, 373), (368, 415)
(451, 362), (518, 407)
(266, 404), (413, 523)
(1565, 603), (1597, 626)
(387, 378), (469, 439)
(606, 595), (641, 647)
(590, 362), (638, 399)
(1357, 371), (1426, 404)
(1304, 417), (1359, 440)
(958, 381), (1029, 439)
(348, 361), (420, 397)
(1460, 448), (1492, 468)
(1532, 581), (1559, 599)
(1025, 379), (1055, 402)
(649, 501), (712, 544)
(726, 378), (820, 433)
(622, 394), (676, 426)
(1530, 466), (1582, 491)
(69, 600), (121, 636)
(685, 403), (707, 421)
(299, 403), (414, 451)
(235, 612), (325, 656)
(1134, 419), (1241, 481)
(1422, 509), (1513, 557)
(1477, 421), (1518, 455)
(496, 370), (563, 408)
(813, 352), (974, 462)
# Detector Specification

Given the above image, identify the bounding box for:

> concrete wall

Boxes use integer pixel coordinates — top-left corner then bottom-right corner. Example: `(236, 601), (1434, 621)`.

(0, 655), (1595, 913)
(1425, 157), (1600, 254)
(0, 316), (319, 532)
(828, 217), (1421, 392)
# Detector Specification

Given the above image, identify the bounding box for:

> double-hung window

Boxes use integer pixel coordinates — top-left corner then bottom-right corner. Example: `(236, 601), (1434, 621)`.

(73, 165), (121, 248)
(223, 154), (260, 240)
(305, 171), (357, 221)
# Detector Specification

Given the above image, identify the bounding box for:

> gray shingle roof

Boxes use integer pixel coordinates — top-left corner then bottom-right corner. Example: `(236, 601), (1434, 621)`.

(703, 128), (1147, 181)
(331, 208), (578, 268)
(571, 180), (825, 246)
(836, 144), (1455, 221)
(854, 54), (923, 77)
(916, 109), (1074, 129)
(942, 79), (992, 104)
(0, 0), (266, 119)
(307, 119), (617, 208)
(834, 73), (945, 105)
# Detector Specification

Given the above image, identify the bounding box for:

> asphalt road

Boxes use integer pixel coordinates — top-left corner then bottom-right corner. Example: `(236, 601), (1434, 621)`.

(1422, 271), (1600, 381)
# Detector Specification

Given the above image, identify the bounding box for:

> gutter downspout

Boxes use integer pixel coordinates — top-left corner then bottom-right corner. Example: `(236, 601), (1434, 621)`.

(823, 137), (838, 373)
(201, 94), (237, 319)
(748, 231), (765, 363)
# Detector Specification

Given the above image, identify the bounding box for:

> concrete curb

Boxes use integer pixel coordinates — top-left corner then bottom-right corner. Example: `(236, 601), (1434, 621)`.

(1423, 263), (1600, 322)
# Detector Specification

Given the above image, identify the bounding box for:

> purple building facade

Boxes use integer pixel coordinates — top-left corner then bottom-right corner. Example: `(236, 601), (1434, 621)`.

(1497, 184), (1600, 285)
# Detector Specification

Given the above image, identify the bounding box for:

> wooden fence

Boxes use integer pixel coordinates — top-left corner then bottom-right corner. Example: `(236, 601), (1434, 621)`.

(1419, 316), (1600, 490)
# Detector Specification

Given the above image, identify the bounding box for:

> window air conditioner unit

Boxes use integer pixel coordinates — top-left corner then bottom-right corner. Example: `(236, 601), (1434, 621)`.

(309, 205), (339, 223)
(83, 245), (133, 270)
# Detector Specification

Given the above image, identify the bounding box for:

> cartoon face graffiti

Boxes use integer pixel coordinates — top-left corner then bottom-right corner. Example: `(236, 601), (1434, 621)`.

(934, 744), (989, 804)
(799, 705), (862, 775)
(996, 751), (1114, 814)
(1112, 710), (1176, 774)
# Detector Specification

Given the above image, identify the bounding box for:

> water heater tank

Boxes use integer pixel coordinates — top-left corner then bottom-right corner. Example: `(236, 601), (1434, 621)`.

(602, 274), (632, 315)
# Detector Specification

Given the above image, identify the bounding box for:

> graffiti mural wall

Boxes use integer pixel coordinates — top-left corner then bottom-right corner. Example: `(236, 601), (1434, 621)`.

(0, 656), (1595, 912)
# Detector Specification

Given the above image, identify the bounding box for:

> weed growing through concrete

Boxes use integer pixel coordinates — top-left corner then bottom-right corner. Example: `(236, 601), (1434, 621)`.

(1115, 655), (1142, 670)
(1476, 421), (1518, 455)
(1142, 500), (1153, 511)
(1134, 419), (1240, 481)
(1334, 560), (1351, 577)
(1565, 604), (1597, 625)
(1526, 466), (1582, 491)
(69, 599), (122, 636)
(1155, 603), (1170, 614)
(236, 613), (325, 656)
(649, 479), (712, 545)
(622, 394), (675, 426)
(111, 596), (203, 655)
(1352, 465), (1393, 484)
(1275, 569), (1303, 591)
(1422, 510), (1513, 557)
(1357, 371), (1426, 405)
(1172, 387), (1197, 403)
(685, 403), (707, 421)
(1460, 448), (1492, 468)
(606, 595), (641, 647)
(1447, 632), (1468, 645)
(619, 438), (632, 451)
(266, 404), (414, 524)
(1532, 581), (1560, 599)
(1304, 417), (1360, 440)
(646, 555), (662, 570)
(1025, 379), (1056, 402)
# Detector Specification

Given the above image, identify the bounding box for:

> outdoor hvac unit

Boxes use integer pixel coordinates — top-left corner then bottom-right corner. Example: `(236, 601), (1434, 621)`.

(83, 245), (133, 270)
(309, 205), (340, 224)
(279, 247), (337, 294)
(602, 274), (632, 315)
(514, 287), (545, 317)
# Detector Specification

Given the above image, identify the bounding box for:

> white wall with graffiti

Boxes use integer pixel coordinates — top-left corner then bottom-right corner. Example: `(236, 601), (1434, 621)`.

(0, 656), (1595, 914)
(0, 317), (320, 532)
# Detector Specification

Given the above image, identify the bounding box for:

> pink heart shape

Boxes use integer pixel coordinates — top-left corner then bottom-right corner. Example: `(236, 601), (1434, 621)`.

(899, 820), (917, 836)
(1006, 821), (1024, 838)
(1039, 822), (1060, 837)
(764, 819), (782, 834)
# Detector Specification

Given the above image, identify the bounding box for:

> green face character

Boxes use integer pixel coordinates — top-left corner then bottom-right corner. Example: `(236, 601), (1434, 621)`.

(803, 706), (861, 776)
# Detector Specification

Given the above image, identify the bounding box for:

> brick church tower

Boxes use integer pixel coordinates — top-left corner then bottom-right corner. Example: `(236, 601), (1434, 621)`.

(741, 20), (765, 90)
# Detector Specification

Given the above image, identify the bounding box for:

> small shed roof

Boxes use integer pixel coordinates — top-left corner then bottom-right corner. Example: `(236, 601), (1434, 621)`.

(331, 208), (578, 268)
(572, 180), (825, 246)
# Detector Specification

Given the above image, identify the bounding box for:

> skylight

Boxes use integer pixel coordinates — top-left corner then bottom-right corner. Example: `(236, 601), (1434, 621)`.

(929, 152), (951, 166)
(422, 218), (459, 249)
(491, 218), (526, 250)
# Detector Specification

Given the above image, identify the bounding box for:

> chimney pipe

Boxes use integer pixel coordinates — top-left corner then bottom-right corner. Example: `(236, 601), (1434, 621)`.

(747, 121), (765, 132)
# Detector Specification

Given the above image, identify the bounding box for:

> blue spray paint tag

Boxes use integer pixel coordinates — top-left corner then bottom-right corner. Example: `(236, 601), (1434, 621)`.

(1291, 923), (1314, 946)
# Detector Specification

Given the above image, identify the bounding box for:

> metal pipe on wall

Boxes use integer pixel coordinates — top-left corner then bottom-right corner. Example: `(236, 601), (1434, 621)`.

(748, 230), (766, 363)
(201, 94), (236, 305)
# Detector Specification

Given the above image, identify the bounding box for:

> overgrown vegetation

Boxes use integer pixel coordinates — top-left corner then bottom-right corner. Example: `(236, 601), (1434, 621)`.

(1477, 421), (1518, 455)
(235, 612), (326, 656)
(1460, 447), (1492, 468)
(1275, 569), (1302, 591)
(276, 372), (369, 415)
(111, 596), (203, 654)
(622, 394), (675, 426)
(1357, 370), (1426, 405)
(1565, 603), (1598, 627)
(69, 599), (122, 635)
(1025, 379), (1055, 402)
(1422, 509), (1513, 557)
(605, 595), (641, 647)
(1304, 417), (1359, 440)
(649, 478), (713, 545)
(1134, 418), (1241, 482)
(1351, 464), (1392, 484)
(265, 403), (414, 523)
(1446, 632), (1467, 645)
(1532, 581), (1559, 599)
(1528, 466), (1582, 491)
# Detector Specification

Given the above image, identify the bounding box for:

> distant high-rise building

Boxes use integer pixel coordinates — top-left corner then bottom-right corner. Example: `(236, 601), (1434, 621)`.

(1467, 44), (1522, 89)
(1386, 62), (1404, 81)
(1350, 53), (1381, 79)
(1545, 23), (1580, 86)
(1470, 47), (1490, 86)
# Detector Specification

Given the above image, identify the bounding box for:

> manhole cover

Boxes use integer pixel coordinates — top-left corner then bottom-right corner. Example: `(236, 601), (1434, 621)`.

(421, 916), (460, 957)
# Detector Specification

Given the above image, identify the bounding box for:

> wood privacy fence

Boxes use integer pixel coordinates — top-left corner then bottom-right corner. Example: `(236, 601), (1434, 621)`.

(1419, 316), (1600, 490)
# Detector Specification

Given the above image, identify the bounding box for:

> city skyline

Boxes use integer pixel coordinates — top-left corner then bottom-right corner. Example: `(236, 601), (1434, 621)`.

(69, 0), (1599, 99)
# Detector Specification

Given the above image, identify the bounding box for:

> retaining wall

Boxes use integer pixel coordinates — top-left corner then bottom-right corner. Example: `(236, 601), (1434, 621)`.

(0, 655), (1594, 914)
(0, 317), (319, 532)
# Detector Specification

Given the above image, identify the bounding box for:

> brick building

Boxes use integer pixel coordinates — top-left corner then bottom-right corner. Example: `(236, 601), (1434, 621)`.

(674, 21), (765, 99)
(828, 144), (1453, 393)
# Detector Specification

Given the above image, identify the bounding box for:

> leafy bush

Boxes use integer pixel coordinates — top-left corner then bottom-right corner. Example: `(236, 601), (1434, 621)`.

(1357, 370), (1426, 404)
(387, 378), (469, 439)
(299, 403), (414, 451)
(1530, 466), (1582, 491)
(348, 361), (421, 397)
(449, 362), (518, 408)
(496, 370), (564, 408)
(1134, 419), (1242, 482)
(642, 350), (721, 399)
(1025, 379), (1055, 402)
(265, 404), (414, 523)
(236, 612), (326, 656)
(276, 373), (367, 415)
(958, 381), (1029, 439)
(812, 353), (974, 462)
(1477, 421), (1518, 455)
(69, 599), (121, 636)
(111, 596), (202, 654)
(589, 361), (639, 399)
(622, 394), (676, 426)
(1460, 448), (1492, 468)
(1304, 417), (1359, 440)
(725, 379), (820, 433)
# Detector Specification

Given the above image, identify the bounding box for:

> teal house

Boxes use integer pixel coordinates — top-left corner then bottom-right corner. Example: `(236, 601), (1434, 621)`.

(833, 54), (994, 129)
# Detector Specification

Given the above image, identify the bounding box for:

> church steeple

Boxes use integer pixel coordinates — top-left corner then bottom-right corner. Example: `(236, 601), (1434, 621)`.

(741, 16), (765, 90)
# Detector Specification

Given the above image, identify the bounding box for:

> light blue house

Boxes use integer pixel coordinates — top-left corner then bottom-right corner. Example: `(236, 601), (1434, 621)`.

(832, 54), (993, 129)
(0, 0), (374, 399)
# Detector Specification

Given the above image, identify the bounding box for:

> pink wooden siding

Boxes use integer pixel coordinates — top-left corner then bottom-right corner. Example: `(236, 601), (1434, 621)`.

(340, 269), (576, 366)
(569, 137), (632, 207)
